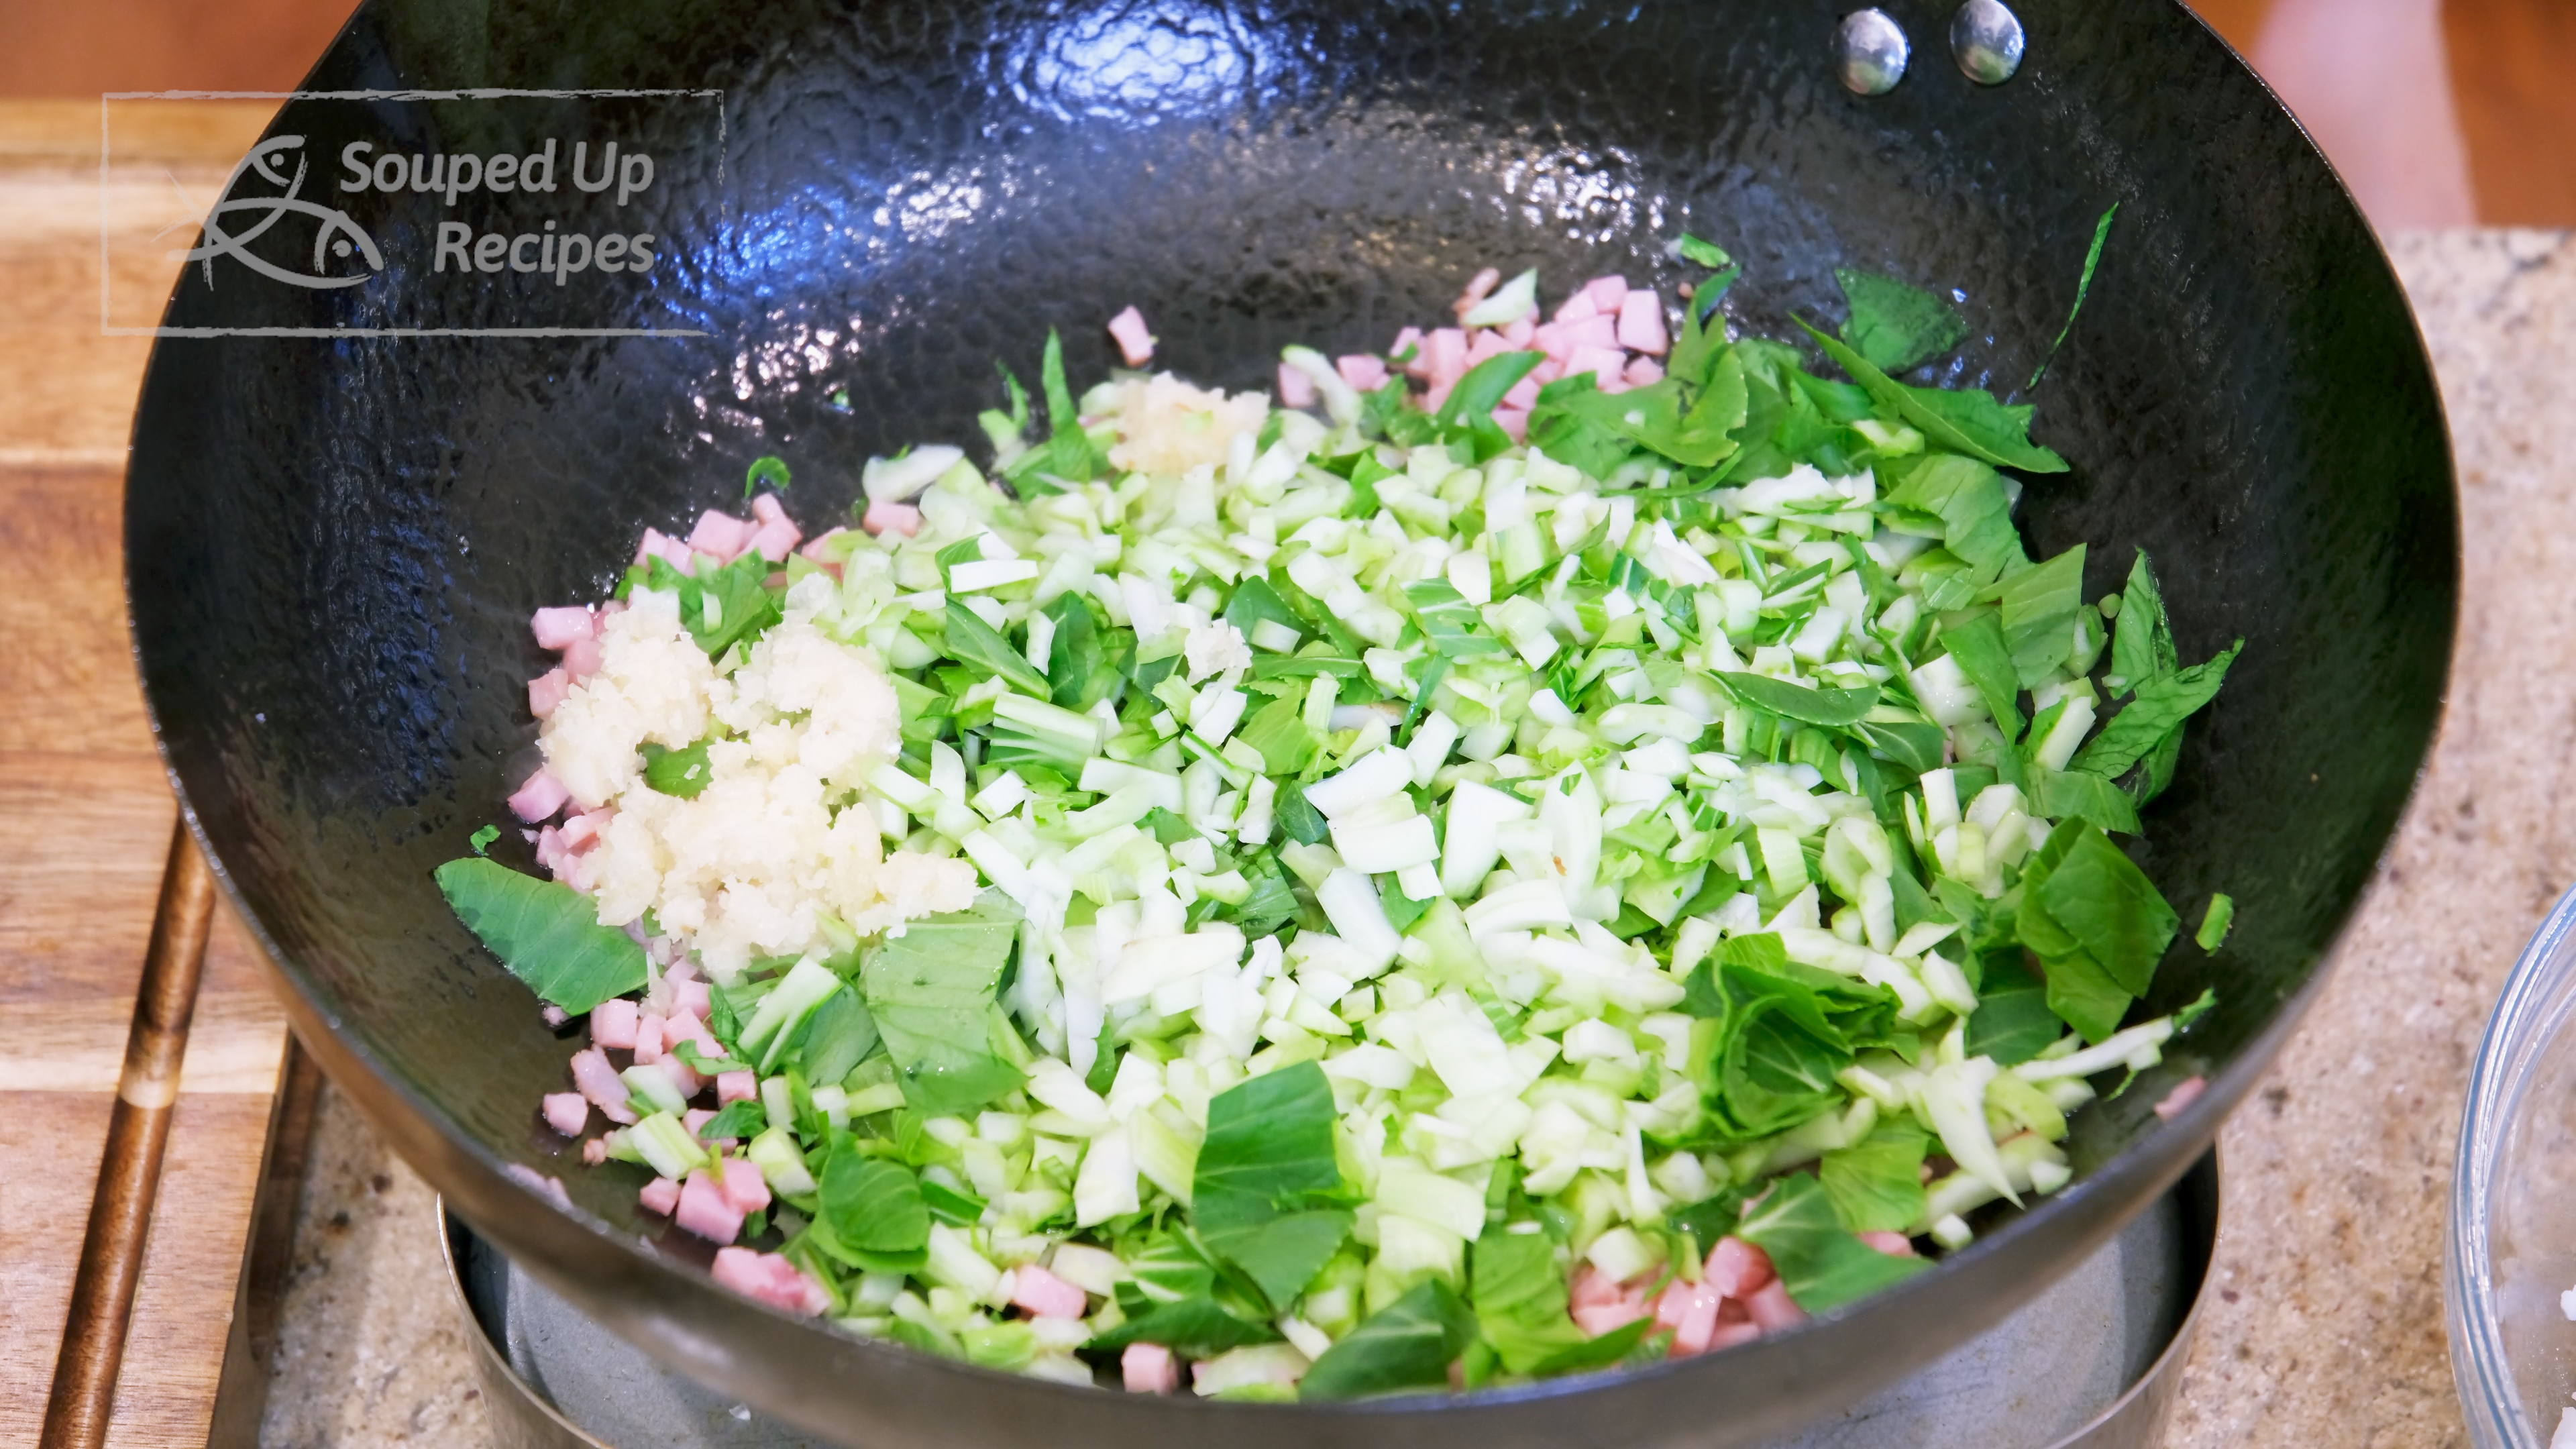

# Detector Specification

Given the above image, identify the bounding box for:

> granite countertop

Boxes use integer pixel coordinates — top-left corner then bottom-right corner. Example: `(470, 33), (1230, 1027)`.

(252, 230), (2576, 1449)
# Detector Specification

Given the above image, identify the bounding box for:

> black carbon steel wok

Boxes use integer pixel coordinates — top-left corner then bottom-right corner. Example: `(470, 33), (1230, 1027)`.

(125, 0), (2453, 1442)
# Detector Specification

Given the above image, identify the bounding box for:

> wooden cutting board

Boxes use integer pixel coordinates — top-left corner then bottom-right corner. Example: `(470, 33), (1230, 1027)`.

(0, 97), (300, 1448)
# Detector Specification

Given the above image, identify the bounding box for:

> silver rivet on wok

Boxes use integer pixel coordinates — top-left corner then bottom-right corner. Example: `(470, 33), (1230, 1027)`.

(1834, 9), (1910, 97)
(1951, 0), (2027, 85)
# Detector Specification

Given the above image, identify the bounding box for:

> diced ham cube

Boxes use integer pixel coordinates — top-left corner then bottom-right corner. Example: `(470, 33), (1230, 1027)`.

(716, 1156), (771, 1214)
(2154, 1075), (2208, 1121)
(559, 633), (603, 680)
(657, 1055), (704, 1102)
(1122, 1342), (1180, 1394)
(674, 979), (712, 1020)
(1583, 274), (1630, 311)
(582, 1136), (610, 1165)
(1335, 354), (1389, 392)
(569, 1047), (637, 1124)
(1572, 1300), (1650, 1336)
(1705, 1320), (1764, 1352)
(1569, 1263), (1650, 1335)
(746, 493), (802, 561)
(541, 1093), (590, 1137)
(634, 527), (694, 571)
(633, 1012), (666, 1063)
(1277, 361), (1316, 408)
(1554, 289), (1599, 324)
(530, 606), (596, 650)
(1107, 305), (1155, 367)
(1501, 374), (1542, 411)
(1392, 326), (1428, 376)
(1858, 1231), (1918, 1258)
(559, 809), (609, 851)
(861, 501), (922, 537)
(590, 1000), (639, 1041)
(1617, 289), (1670, 354)
(1744, 1277), (1806, 1330)
(533, 826), (573, 880)
(712, 1247), (832, 1316)
(1423, 328), (1469, 388)
(664, 1010), (720, 1059)
(639, 1175), (682, 1216)
(1624, 356), (1666, 388)
(1655, 1279), (1725, 1357)
(1568, 345), (1627, 390)
(528, 668), (571, 719)
(684, 1107), (717, 1136)
(508, 769), (570, 824)
(1463, 329), (1513, 367)
(1500, 317), (1536, 348)
(717, 1071), (759, 1104)
(686, 509), (757, 561)
(1705, 1237), (1776, 1299)
(676, 1169), (745, 1243)
(1010, 1264), (1090, 1320)
(1493, 406), (1530, 443)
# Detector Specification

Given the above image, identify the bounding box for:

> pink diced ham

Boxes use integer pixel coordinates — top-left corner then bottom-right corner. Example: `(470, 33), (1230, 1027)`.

(1582, 274), (1630, 311)
(1493, 406), (1530, 443)
(1452, 266), (1502, 319)
(1617, 289), (1669, 354)
(745, 493), (802, 561)
(559, 808), (609, 851)
(1276, 361), (1317, 408)
(528, 667), (571, 720)
(1858, 1231), (1918, 1258)
(639, 1175), (682, 1216)
(716, 1156), (771, 1214)
(1569, 1263), (1651, 1336)
(633, 1012), (666, 1063)
(1553, 289), (1599, 324)
(582, 1136), (610, 1165)
(1705, 1320), (1764, 1352)
(1392, 326), (1428, 376)
(1705, 1237), (1776, 1300)
(1010, 1264), (1089, 1320)
(674, 979), (712, 1020)
(684, 1107), (717, 1136)
(533, 826), (572, 880)
(1744, 1277), (1806, 1330)
(861, 500), (922, 537)
(1572, 1299), (1650, 1336)
(1500, 317), (1536, 348)
(656, 1055), (704, 1102)
(559, 633), (603, 680)
(531, 606), (596, 650)
(1655, 1278), (1725, 1357)
(1335, 354), (1389, 391)
(2154, 1075), (2208, 1121)
(541, 1092), (590, 1137)
(1463, 329), (1513, 367)
(1106, 305), (1155, 367)
(717, 1071), (759, 1104)
(1623, 356), (1667, 388)
(569, 1046), (637, 1125)
(541, 1004), (569, 1028)
(1423, 327), (1468, 388)
(1122, 1342), (1180, 1394)
(634, 527), (695, 571)
(592, 998), (639, 1049)
(686, 509), (758, 561)
(1568, 344), (1627, 390)
(711, 1246), (832, 1316)
(1501, 374), (1542, 411)
(665, 1010), (720, 1059)
(676, 1169), (745, 1243)
(508, 768), (570, 823)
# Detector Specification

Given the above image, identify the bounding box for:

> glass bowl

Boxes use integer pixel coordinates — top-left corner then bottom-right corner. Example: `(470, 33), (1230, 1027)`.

(2451, 882), (2576, 1446)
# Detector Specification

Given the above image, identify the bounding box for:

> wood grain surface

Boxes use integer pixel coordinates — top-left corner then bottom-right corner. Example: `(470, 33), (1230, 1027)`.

(0, 98), (297, 1449)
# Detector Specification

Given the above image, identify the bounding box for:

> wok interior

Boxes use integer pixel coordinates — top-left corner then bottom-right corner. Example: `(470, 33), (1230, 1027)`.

(127, 0), (2451, 1439)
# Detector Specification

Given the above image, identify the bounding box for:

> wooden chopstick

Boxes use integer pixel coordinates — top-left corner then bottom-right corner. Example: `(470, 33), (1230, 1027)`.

(40, 818), (219, 1449)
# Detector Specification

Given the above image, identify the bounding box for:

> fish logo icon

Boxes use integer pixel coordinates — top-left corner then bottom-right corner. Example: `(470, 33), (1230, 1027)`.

(177, 134), (384, 290)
